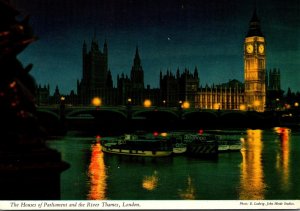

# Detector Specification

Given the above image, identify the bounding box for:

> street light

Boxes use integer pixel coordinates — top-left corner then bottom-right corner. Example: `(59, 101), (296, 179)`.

(239, 104), (246, 111)
(60, 96), (65, 101)
(253, 100), (261, 110)
(144, 99), (152, 108)
(213, 103), (220, 110)
(253, 100), (260, 107)
(60, 96), (66, 121)
(92, 97), (102, 107)
(182, 101), (190, 109)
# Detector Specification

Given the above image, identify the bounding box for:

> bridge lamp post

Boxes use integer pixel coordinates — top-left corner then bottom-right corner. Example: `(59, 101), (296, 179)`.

(92, 97), (102, 110)
(239, 104), (246, 111)
(125, 98), (132, 121)
(144, 99), (152, 108)
(253, 100), (260, 111)
(60, 96), (66, 122)
(162, 100), (166, 107)
(276, 98), (280, 110)
(60, 96), (65, 102)
(178, 100), (183, 109)
(182, 101), (190, 109)
(178, 100), (183, 119)
(213, 103), (220, 110)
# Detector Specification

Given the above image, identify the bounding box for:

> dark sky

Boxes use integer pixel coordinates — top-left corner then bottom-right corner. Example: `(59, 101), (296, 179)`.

(12, 0), (300, 94)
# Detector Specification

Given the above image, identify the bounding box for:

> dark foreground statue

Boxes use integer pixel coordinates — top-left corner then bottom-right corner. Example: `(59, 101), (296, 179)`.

(0, 0), (69, 199)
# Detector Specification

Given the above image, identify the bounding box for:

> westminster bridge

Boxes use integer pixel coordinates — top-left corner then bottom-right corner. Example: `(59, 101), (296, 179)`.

(35, 104), (298, 135)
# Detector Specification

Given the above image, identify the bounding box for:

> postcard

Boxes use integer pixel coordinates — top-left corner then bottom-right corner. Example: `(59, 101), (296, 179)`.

(0, 0), (299, 210)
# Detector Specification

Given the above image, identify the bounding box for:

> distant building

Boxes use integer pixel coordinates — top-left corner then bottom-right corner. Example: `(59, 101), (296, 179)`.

(117, 47), (145, 105)
(77, 36), (117, 105)
(159, 68), (199, 107)
(36, 9), (284, 111)
(36, 84), (50, 105)
(266, 68), (283, 109)
(267, 68), (281, 91)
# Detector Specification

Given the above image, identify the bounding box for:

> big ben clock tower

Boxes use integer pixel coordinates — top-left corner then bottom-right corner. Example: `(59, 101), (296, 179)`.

(244, 9), (266, 112)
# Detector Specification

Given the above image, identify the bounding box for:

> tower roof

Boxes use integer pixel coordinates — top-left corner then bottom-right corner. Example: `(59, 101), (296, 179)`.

(133, 46), (141, 67)
(246, 9), (264, 37)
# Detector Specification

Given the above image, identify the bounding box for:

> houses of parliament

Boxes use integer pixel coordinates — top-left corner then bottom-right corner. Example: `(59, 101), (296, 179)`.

(36, 10), (282, 112)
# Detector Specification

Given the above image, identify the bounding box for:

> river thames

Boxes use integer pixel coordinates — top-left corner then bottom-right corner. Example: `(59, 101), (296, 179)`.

(46, 128), (300, 200)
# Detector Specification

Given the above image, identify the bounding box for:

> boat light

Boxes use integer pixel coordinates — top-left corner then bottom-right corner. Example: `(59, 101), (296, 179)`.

(161, 132), (168, 137)
(198, 129), (204, 135)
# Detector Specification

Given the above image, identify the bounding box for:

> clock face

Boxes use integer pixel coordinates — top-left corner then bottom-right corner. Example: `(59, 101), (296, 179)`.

(246, 44), (253, 53)
(259, 44), (264, 53)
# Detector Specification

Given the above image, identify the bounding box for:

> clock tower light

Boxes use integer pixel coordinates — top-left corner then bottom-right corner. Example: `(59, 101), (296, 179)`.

(244, 9), (266, 112)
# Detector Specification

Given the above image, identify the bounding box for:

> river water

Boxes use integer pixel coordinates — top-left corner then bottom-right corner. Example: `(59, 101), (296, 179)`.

(46, 128), (300, 200)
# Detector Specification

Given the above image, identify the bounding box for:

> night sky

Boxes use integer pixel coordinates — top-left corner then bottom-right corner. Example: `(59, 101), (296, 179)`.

(12, 0), (300, 94)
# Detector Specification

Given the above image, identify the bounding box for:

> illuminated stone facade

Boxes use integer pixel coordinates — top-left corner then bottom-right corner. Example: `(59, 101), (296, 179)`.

(244, 10), (266, 112)
(195, 80), (244, 110)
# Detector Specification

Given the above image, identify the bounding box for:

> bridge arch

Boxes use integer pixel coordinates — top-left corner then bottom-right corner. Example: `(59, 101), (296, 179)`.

(132, 109), (180, 131)
(36, 109), (60, 120)
(91, 109), (127, 120)
(245, 111), (266, 128)
(183, 111), (218, 128)
(218, 111), (248, 127)
(133, 109), (179, 120)
(67, 108), (127, 119)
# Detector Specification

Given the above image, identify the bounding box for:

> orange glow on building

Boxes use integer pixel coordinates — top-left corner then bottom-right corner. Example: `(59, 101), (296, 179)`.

(142, 171), (158, 191)
(87, 142), (107, 200)
(239, 129), (266, 200)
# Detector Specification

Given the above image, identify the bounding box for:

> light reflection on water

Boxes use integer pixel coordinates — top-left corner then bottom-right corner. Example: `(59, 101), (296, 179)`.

(87, 141), (107, 200)
(275, 128), (291, 192)
(178, 176), (196, 200)
(142, 170), (158, 191)
(46, 128), (300, 200)
(239, 129), (266, 200)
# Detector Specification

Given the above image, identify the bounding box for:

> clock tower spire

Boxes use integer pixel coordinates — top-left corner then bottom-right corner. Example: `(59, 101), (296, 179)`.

(244, 8), (266, 112)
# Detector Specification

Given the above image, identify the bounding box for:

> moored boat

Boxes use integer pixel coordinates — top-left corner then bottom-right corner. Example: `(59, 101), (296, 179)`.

(203, 130), (244, 152)
(100, 134), (173, 157)
(168, 135), (187, 154)
(217, 139), (242, 151)
(168, 132), (218, 157)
